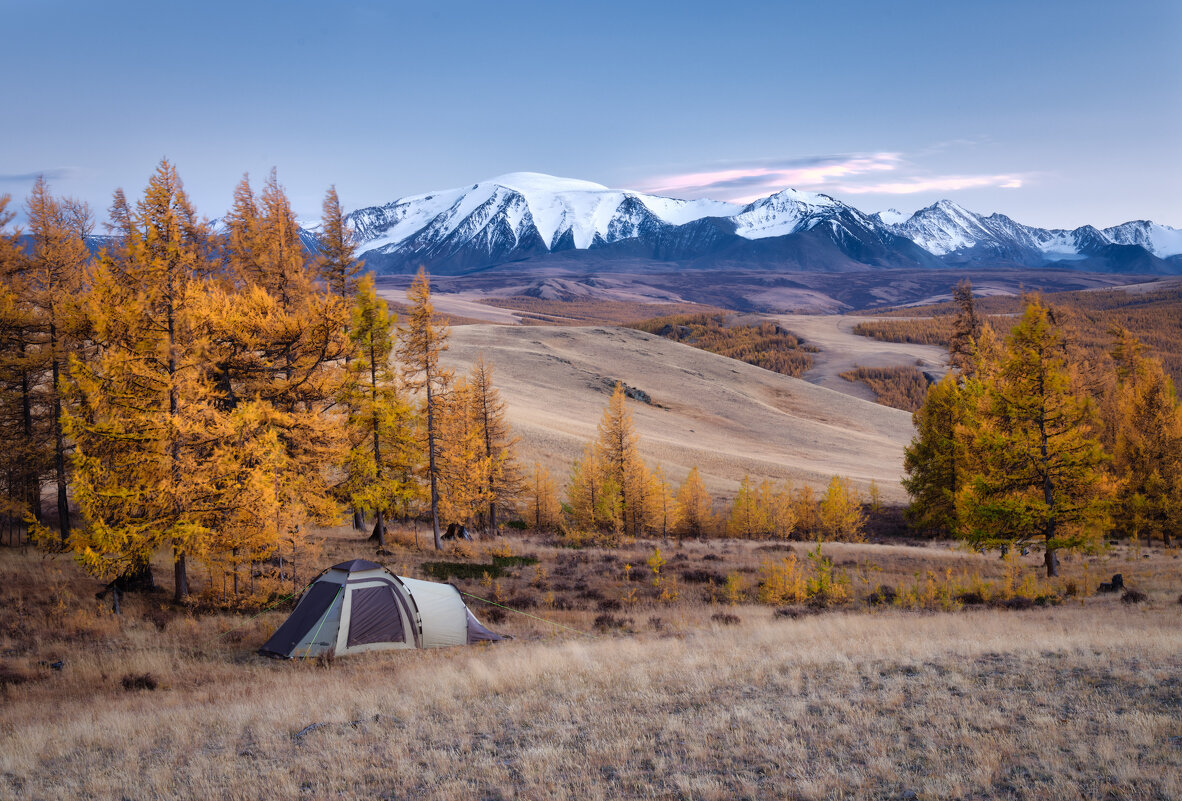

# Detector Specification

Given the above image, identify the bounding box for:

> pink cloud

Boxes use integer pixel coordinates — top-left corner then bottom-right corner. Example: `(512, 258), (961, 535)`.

(832, 175), (1024, 195)
(636, 154), (1026, 201)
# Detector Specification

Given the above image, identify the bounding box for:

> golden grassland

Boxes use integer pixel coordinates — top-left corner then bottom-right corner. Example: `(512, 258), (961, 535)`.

(2, 527), (1180, 800)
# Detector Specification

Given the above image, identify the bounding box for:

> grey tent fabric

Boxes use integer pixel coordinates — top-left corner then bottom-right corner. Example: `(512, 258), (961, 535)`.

(347, 586), (405, 646)
(259, 560), (503, 658)
(259, 582), (342, 658)
(466, 609), (503, 643)
(333, 558), (381, 572)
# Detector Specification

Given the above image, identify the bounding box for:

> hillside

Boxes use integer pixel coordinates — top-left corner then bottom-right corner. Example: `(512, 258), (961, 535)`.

(441, 325), (915, 501)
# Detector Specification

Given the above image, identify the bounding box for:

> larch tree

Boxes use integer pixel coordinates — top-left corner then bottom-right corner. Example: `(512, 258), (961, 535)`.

(315, 186), (363, 300)
(209, 171), (351, 555)
(467, 358), (522, 535)
(566, 443), (617, 533)
(762, 479), (797, 540)
(727, 475), (765, 538)
(948, 279), (983, 376)
(595, 382), (649, 536)
(528, 462), (562, 531)
(436, 375), (485, 528)
(398, 268), (451, 550)
(0, 194), (41, 537)
(674, 467), (712, 539)
(1109, 331), (1182, 547)
(902, 373), (969, 535)
(649, 465), (680, 539)
(818, 475), (864, 541)
(957, 298), (1110, 576)
(63, 161), (216, 600)
(343, 274), (420, 548)
(25, 177), (92, 544)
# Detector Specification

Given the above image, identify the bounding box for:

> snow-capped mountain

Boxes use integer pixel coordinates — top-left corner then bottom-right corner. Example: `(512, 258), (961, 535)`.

(335, 172), (1180, 276)
(886, 199), (1182, 272)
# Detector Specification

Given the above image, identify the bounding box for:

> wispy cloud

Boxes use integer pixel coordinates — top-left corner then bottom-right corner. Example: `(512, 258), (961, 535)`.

(0, 167), (83, 183)
(640, 153), (902, 202)
(831, 175), (1023, 195)
(637, 153), (1025, 202)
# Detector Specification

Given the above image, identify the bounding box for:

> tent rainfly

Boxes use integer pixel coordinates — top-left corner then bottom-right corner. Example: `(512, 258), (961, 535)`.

(259, 559), (502, 658)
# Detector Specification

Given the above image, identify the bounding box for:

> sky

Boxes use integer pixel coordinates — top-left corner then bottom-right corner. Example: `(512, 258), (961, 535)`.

(1, 0), (1179, 230)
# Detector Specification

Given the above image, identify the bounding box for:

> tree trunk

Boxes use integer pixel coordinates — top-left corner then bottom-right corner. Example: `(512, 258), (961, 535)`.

(1044, 546), (1059, 578)
(373, 509), (385, 548)
(353, 508), (364, 531)
(426, 383), (442, 550)
(174, 550), (188, 602)
(50, 337), (70, 544)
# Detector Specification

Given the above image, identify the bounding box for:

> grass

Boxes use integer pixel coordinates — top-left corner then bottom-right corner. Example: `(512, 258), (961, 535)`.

(2, 531), (1180, 800)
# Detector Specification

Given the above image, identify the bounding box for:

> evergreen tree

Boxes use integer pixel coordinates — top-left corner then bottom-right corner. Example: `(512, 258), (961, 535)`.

(957, 298), (1110, 576)
(398, 268), (451, 549)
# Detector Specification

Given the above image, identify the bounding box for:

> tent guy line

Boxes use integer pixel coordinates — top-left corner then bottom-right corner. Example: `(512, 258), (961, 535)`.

(458, 590), (597, 639)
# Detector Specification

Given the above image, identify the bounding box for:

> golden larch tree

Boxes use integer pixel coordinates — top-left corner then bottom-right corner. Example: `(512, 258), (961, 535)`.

(398, 268), (451, 549)
(342, 275), (421, 548)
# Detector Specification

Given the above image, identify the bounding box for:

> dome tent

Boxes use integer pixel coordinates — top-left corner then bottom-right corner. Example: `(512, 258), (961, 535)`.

(259, 559), (502, 658)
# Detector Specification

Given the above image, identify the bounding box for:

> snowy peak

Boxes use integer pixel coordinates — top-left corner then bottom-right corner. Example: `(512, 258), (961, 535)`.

(341, 172), (1179, 276)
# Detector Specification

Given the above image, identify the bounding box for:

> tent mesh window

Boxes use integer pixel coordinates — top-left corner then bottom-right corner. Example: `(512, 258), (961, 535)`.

(347, 586), (406, 646)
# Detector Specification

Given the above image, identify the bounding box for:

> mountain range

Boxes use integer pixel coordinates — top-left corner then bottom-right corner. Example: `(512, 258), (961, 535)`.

(328, 172), (1182, 277)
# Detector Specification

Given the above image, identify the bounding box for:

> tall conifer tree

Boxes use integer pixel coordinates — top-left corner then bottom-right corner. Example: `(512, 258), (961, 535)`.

(398, 269), (450, 549)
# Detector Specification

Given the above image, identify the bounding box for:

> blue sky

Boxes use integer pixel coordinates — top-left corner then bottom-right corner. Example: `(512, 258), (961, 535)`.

(1, 0), (1179, 229)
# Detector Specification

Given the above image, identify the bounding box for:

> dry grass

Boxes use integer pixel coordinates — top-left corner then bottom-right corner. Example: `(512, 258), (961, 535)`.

(2, 530), (1181, 800)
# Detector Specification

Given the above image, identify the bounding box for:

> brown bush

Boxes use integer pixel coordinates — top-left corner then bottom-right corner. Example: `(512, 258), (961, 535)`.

(120, 673), (157, 691)
(840, 366), (929, 412)
(631, 313), (814, 377)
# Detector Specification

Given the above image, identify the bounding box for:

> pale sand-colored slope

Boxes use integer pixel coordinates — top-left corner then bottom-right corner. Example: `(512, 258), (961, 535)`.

(775, 313), (950, 401)
(443, 325), (915, 501)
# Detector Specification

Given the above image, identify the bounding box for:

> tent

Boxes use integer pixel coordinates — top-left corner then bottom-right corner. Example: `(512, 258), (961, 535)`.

(259, 559), (502, 658)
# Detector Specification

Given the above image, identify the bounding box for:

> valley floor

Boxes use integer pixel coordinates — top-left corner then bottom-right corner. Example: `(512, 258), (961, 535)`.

(1, 532), (1179, 800)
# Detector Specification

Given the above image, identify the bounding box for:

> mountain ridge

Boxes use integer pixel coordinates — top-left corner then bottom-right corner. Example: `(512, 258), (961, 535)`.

(330, 172), (1181, 277)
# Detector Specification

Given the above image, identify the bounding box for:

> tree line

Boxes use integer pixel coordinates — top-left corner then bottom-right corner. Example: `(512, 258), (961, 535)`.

(0, 161), (520, 601)
(903, 280), (1182, 575)
(525, 382), (868, 544)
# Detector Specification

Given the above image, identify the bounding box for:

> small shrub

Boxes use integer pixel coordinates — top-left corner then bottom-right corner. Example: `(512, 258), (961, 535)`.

(1121, 590), (1148, 604)
(648, 616), (665, 631)
(680, 569), (723, 584)
(711, 612), (741, 626)
(121, 673), (157, 691)
(482, 607), (507, 624)
(593, 614), (633, 631)
(597, 598), (621, 611)
(143, 607), (171, 632)
(868, 586), (898, 606)
(774, 606), (821, 620)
